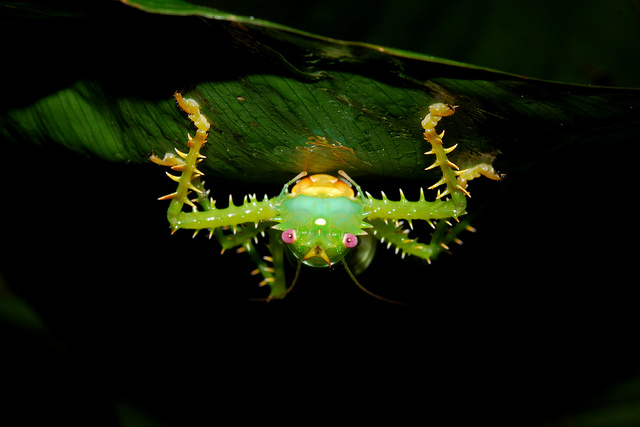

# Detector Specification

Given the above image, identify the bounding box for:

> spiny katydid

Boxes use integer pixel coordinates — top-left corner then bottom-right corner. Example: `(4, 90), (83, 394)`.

(150, 92), (499, 301)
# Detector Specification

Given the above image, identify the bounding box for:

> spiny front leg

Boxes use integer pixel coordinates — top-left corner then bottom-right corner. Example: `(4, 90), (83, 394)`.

(362, 103), (473, 263)
(365, 103), (469, 224)
(150, 92), (210, 229)
(422, 103), (470, 208)
(151, 92), (280, 232)
(365, 187), (465, 223)
(151, 92), (290, 299)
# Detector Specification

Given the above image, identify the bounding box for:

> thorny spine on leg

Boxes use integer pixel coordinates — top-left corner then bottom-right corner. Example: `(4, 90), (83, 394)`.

(422, 103), (470, 208)
(151, 92), (279, 233)
(149, 92), (210, 231)
(150, 92), (286, 297)
(364, 103), (472, 263)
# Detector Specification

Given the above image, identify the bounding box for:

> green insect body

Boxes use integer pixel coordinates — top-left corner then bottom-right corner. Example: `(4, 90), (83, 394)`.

(151, 92), (480, 300)
(272, 191), (368, 268)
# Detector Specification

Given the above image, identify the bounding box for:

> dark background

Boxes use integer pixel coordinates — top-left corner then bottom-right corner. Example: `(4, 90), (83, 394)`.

(2, 0), (639, 425)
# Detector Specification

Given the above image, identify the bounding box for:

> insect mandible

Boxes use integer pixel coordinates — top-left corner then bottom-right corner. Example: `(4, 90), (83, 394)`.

(150, 92), (496, 301)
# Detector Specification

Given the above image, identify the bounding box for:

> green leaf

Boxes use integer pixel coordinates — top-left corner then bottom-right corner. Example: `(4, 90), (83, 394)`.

(2, 0), (639, 184)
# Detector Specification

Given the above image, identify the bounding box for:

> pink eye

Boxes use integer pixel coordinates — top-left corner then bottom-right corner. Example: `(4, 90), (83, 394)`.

(342, 233), (358, 248)
(281, 229), (297, 244)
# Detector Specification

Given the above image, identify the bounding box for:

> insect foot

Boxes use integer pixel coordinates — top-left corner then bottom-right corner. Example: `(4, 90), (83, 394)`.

(456, 162), (504, 189)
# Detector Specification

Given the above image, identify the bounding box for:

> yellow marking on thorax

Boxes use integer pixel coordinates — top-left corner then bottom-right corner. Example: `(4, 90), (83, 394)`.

(291, 174), (354, 198)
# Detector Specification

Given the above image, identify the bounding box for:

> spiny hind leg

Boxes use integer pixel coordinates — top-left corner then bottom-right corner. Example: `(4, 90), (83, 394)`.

(212, 225), (289, 300)
(260, 230), (291, 300)
(217, 228), (287, 300)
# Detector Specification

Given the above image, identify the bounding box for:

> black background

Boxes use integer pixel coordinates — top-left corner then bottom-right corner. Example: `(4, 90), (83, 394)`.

(2, 1), (639, 425)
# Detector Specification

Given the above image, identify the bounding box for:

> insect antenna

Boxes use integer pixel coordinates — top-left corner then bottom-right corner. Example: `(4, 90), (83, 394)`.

(275, 260), (302, 300)
(342, 261), (406, 305)
(338, 170), (364, 197)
